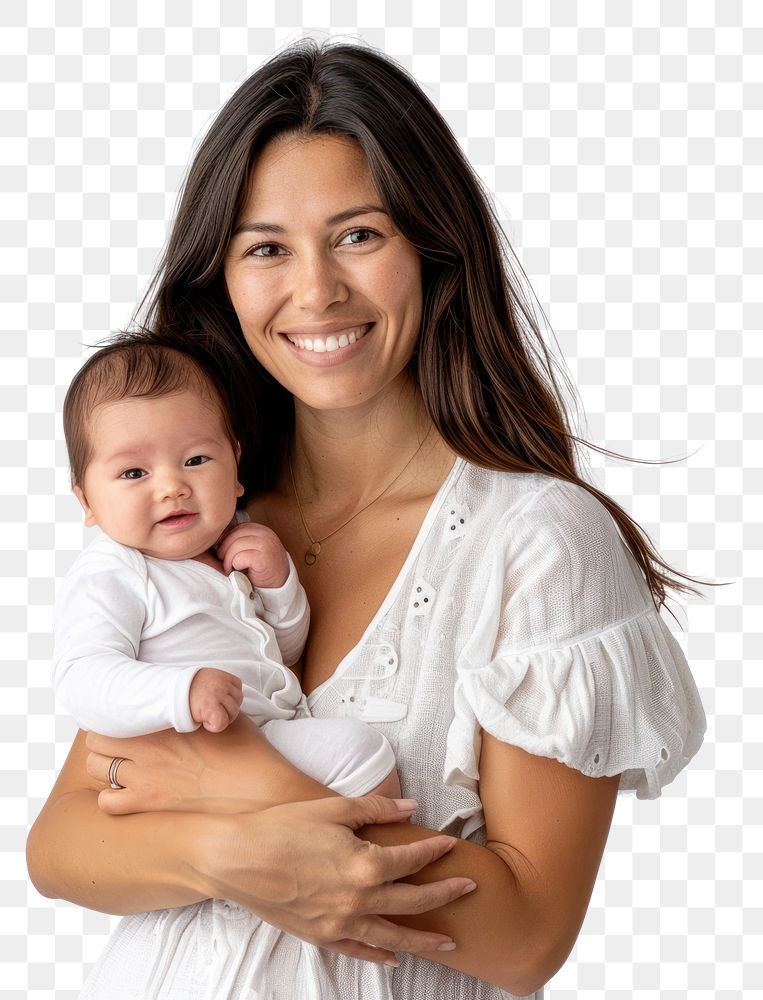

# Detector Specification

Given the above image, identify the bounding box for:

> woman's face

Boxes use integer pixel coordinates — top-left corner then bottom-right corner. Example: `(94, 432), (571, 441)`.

(223, 133), (423, 413)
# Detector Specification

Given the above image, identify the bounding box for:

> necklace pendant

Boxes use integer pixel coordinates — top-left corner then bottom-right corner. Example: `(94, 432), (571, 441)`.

(305, 541), (321, 566)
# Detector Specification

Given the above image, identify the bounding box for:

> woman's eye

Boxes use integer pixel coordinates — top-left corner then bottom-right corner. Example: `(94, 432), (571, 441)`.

(248, 243), (283, 258)
(341, 228), (378, 246)
(120, 468), (146, 480)
(185, 455), (209, 467)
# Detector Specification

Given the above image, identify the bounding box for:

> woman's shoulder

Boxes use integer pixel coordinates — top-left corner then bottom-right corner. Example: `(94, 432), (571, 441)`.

(459, 463), (615, 538)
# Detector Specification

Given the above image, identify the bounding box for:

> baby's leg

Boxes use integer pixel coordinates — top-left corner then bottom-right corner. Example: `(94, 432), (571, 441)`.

(369, 767), (402, 799)
(261, 716), (398, 797)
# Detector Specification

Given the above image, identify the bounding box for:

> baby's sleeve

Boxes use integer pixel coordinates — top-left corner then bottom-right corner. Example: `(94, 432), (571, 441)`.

(444, 479), (707, 800)
(53, 541), (200, 736)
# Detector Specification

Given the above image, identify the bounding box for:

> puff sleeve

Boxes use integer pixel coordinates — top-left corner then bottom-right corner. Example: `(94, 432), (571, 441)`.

(444, 478), (706, 800)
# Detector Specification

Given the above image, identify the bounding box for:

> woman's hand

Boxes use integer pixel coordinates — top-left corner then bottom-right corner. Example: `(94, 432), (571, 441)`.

(82, 717), (477, 963)
(85, 714), (331, 816)
(85, 720), (263, 815)
(194, 794), (476, 965)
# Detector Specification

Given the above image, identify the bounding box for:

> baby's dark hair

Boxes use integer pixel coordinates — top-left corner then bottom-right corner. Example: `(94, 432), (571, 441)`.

(64, 334), (238, 487)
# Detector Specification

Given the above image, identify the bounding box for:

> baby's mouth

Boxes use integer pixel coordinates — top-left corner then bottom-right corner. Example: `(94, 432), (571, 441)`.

(158, 511), (197, 527)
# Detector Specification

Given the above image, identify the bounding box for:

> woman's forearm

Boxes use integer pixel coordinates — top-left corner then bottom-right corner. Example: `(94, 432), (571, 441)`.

(27, 787), (210, 914)
(26, 731), (213, 914)
(358, 822), (550, 996)
(358, 741), (621, 994)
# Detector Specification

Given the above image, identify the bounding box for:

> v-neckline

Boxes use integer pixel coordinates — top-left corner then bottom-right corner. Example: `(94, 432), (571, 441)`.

(305, 457), (467, 706)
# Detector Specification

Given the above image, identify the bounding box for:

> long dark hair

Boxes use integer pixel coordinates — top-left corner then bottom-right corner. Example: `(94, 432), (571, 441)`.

(137, 38), (702, 609)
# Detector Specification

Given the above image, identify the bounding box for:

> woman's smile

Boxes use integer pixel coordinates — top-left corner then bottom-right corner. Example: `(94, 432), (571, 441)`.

(282, 321), (373, 364)
(283, 320), (372, 353)
(224, 133), (422, 411)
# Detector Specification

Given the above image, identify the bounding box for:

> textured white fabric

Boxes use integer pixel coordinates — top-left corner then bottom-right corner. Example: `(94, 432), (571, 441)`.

(53, 535), (310, 735)
(78, 461), (705, 1000)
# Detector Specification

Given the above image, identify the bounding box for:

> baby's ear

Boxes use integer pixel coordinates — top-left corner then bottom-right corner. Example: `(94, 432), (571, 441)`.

(234, 442), (244, 498)
(72, 484), (97, 527)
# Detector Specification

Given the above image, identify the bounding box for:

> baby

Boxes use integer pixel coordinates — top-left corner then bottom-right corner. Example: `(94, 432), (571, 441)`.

(53, 338), (398, 801)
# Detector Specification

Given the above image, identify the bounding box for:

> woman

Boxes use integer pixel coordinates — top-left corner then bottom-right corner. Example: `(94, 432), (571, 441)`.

(27, 40), (706, 999)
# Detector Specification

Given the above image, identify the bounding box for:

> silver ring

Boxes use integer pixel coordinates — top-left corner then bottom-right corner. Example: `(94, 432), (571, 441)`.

(108, 756), (127, 789)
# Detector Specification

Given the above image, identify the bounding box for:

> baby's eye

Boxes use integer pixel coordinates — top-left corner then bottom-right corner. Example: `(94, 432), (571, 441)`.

(185, 455), (209, 467)
(120, 468), (146, 480)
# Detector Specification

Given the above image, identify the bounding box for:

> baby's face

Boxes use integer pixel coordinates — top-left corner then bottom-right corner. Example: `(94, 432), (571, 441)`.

(74, 390), (243, 561)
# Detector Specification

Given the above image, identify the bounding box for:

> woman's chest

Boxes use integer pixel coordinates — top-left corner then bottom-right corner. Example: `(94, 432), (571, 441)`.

(250, 490), (438, 692)
(303, 543), (487, 833)
(298, 514), (423, 693)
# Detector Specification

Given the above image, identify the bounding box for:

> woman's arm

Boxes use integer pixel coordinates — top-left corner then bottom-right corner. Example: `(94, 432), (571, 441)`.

(363, 735), (620, 995)
(26, 718), (473, 964)
(71, 718), (619, 993)
(26, 730), (210, 913)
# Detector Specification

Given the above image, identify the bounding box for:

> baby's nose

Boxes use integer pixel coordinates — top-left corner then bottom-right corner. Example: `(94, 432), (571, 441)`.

(157, 471), (190, 500)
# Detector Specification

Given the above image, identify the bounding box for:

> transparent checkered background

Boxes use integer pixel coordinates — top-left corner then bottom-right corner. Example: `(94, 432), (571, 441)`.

(2, 1), (761, 997)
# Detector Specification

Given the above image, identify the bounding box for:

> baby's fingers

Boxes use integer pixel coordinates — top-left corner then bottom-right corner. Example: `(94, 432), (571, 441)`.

(202, 705), (231, 733)
(221, 692), (242, 722)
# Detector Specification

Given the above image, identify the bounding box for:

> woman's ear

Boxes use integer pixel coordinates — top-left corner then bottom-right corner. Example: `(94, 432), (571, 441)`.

(72, 484), (98, 527)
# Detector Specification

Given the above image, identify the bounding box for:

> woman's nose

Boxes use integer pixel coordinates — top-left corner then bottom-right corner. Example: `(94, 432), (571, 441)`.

(291, 250), (349, 312)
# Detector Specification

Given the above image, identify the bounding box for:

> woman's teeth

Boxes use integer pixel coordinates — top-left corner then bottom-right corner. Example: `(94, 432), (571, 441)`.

(286, 325), (369, 352)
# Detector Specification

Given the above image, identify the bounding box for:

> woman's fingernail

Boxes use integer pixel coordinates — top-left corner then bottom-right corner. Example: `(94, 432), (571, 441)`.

(384, 957), (400, 967)
(437, 941), (457, 952)
(460, 880), (478, 895)
(392, 798), (418, 811)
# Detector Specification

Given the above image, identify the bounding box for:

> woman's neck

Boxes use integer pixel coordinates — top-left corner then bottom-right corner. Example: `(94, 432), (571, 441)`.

(288, 380), (451, 508)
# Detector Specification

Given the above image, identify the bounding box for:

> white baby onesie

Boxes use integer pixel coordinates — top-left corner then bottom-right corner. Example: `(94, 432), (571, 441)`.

(53, 533), (395, 795)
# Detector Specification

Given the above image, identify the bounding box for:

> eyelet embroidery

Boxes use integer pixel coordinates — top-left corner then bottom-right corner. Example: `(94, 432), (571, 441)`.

(411, 579), (437, 616)
(374, 645), (398, 672)
(445, 501), (469, 540)
(338, 686), (357, 708)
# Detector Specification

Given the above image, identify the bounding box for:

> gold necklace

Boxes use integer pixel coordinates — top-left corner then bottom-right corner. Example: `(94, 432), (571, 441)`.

(288, 431), (430, 565)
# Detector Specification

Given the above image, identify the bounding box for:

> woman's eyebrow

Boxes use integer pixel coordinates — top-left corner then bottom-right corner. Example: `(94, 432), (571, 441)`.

(326, 204), (387, 225)
(232, 205), (387, 237)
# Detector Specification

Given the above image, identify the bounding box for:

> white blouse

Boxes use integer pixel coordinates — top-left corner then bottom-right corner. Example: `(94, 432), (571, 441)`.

(78, 460), (706, 1000)
(309, 460), (705, 823)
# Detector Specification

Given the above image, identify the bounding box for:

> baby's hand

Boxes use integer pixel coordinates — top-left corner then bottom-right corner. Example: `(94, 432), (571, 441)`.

(216, 522), (290, 589)
(189, 667), (244, 733)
